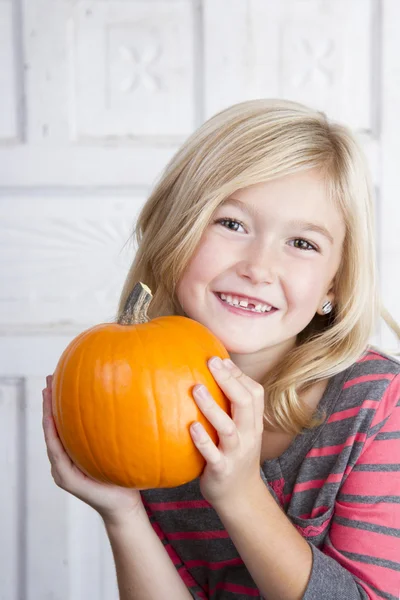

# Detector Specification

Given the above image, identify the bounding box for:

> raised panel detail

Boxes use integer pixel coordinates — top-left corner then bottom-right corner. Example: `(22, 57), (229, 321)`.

(205, 0), (378, 135)
(0, 1), (21, 143)
(69, 1), (195, 140)
(0, 195), (144, 332)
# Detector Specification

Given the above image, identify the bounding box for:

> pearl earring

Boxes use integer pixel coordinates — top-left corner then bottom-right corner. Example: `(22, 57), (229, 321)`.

(322, 300), (333, 314)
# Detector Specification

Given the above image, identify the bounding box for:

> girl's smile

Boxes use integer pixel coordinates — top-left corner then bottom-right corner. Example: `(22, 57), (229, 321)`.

(213, 291), (279, 318)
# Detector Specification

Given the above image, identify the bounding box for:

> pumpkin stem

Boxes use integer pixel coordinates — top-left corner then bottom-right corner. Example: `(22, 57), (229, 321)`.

(118, 282), (153, 325)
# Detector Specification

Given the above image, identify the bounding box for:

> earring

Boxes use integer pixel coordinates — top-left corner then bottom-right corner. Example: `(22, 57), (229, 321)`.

(322, 300), (333, 314)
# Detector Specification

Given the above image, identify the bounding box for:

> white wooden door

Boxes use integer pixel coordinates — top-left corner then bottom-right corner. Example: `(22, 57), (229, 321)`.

(1, 1), (399, 598)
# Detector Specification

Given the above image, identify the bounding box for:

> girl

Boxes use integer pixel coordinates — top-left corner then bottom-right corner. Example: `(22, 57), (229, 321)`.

(42, 99), (400, 600)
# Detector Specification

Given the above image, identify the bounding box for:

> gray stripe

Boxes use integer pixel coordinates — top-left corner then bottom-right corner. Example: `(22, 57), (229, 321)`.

(366, 582), (399, 600)
(375, 431), (400, 440)
(339, 494), (400, 504)
(368, 416), (390, 437)
(363, 582), (399, 600)
(334, 515), (400, 537)
(341, 550), (400, 571)
(353, 464), (400, 472)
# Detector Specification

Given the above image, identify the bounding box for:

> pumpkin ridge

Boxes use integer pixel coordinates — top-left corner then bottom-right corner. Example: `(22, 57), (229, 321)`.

(112, 336), (123, 485)
(75, 336), (110, 482)
(134, 321), (161, 489)
(53, 327), (99, 458)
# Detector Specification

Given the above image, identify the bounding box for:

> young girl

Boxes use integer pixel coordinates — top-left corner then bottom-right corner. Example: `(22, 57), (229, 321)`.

(42, 99), (400, 600)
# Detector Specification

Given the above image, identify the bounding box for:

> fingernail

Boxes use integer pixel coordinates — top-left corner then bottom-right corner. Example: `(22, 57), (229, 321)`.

(209, 357), (223, 370)
(223, 359), (235, 370)
(194, 385), (208, 399)
(191, 422), (205, 437)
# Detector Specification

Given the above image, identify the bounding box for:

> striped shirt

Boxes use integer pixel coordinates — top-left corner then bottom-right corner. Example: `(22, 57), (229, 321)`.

(141, 346), (400, 599)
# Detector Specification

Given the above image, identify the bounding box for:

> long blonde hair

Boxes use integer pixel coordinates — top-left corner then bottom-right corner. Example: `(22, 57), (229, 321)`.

(118, 99), (400, 435)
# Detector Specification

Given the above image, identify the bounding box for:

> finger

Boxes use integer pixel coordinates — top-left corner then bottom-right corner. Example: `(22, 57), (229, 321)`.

(225, 363), (265, 432)
(192, 385), (239, 452)
(190, 421), (224, 469)
(42, 389), (73, 470)
(209, 358), (260, 433)
(46, 374), (53, 389)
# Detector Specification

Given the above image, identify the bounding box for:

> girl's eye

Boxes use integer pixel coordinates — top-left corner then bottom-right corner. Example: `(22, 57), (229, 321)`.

(290, 238), (318, 252)
(215, 218), (246, 233)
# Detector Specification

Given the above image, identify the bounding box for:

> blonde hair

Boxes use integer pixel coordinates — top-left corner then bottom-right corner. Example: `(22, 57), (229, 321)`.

(118, 99), (400, 435)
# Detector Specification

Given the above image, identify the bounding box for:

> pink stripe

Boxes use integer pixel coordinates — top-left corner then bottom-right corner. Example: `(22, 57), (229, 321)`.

(377, 405), (400, 433)
(294, 472), (343, 492)
(335, 500), (400, 528)
(168, 530), (229, 540)
(212, 582), (260, 596)
(358, 353), (386, 363)
(293, 514), (332, 537)
(358, 436), (400, 464)
(327, 406), (362, 423)
(164, 544), (182, 566)
(186, 557), (244, 570)
(307, 432), (367, 457)
(370, 377), (400, 428)
(331, 522), (400, 563)
(341, 470), (399, 496)
(343, 373), (393, 389)
(151, 520), (165, 540)
(177, 567), (208, 599)
(328, 401), (379, 423)
(269, 477), (285, 506)
(146, 499), (211, 511)
(283, 492), (293, 505)
(299, 505), (330, 519)
(323, 540), (399, 598)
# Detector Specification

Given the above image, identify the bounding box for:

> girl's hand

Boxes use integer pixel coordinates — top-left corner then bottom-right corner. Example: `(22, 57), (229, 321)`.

(42, 376), (144, 526)
(191, 358), (265, 508)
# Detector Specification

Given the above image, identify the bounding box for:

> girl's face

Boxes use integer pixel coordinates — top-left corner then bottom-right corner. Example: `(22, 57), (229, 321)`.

(176, 169), (346, 375)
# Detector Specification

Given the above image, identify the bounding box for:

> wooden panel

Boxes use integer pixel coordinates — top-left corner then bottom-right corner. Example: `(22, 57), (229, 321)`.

(203, 0), (380, 186)
(0, 0), (21, 142)
(204, 0), (377, 133)
(0, 194), (144, 333)
(0, 379), (25, 600)
(0, 0), (199, 186)
(69, 500), (118, 600)
(25, 376), (70, 600)
(69, 0), (195, 139)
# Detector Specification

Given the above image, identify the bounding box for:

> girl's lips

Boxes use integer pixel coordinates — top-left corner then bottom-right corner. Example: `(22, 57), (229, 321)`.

(214, 292), (278, 318)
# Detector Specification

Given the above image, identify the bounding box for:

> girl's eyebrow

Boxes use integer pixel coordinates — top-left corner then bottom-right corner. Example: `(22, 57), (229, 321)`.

(221, 197), (334, 245)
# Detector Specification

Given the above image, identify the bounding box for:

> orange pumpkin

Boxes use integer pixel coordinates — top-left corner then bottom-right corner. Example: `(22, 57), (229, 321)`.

(52, 282), (230, 489)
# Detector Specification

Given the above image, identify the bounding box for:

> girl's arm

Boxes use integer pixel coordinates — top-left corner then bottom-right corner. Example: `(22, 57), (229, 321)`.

(104, 509), (193, 600)
(215, 373), (400, 600)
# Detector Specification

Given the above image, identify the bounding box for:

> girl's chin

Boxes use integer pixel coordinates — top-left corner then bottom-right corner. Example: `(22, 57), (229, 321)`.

(216, 337), (274, 355)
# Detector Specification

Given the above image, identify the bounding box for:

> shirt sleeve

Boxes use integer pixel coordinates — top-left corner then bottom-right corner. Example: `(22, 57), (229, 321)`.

(303, 373), (400, 600)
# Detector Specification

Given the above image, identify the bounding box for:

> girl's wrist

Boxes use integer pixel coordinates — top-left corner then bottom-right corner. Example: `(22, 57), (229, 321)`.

(101, 500), (147, 530)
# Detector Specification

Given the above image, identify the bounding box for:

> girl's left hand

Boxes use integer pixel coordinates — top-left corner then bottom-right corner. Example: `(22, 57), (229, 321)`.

(191, 357), (265, 508)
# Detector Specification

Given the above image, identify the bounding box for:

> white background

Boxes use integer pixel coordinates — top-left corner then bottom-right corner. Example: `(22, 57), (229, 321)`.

(1, 1), (400, 598)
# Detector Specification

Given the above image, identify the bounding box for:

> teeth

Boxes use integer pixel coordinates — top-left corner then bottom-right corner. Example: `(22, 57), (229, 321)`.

(219, 293), (273, 313)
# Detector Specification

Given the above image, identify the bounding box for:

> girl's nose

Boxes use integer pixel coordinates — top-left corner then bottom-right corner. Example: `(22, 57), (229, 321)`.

(237, 243), (278, 285)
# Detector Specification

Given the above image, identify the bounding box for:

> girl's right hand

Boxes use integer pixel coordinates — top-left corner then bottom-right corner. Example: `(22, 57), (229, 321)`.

(42, 375), (144, 526)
